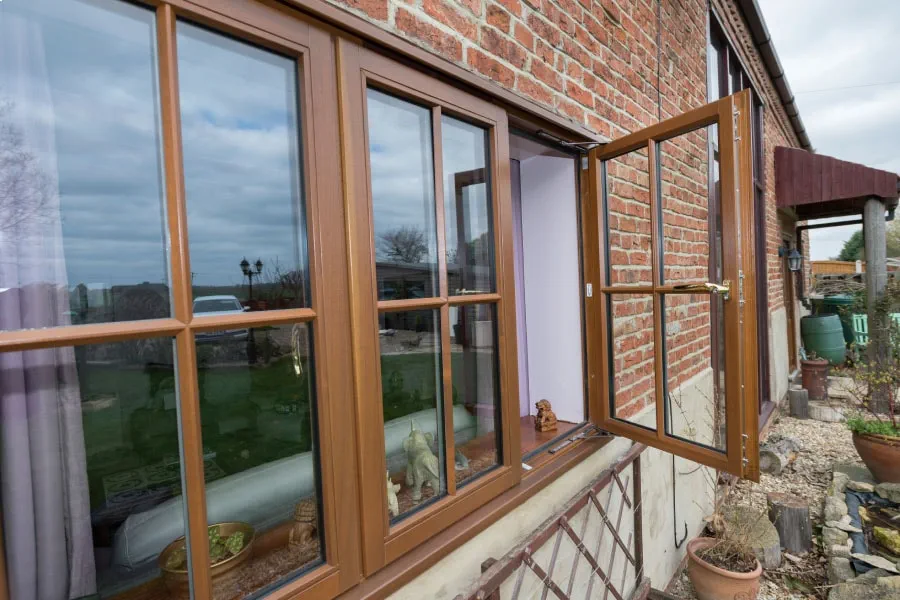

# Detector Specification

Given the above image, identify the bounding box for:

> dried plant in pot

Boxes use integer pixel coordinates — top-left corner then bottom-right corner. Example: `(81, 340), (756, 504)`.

(686, 477), (762, 600)
(668, 390), (762, 600)
(840, 282), (900, 483)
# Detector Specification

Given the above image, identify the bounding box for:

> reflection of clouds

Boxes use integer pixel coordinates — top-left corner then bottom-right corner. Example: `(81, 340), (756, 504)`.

(178, 23), (306, 288)
(2, 1), (312, 291)
(1, 0), (169, 287)
(366, 89), (438, 262)
(441, 116), (490, 256)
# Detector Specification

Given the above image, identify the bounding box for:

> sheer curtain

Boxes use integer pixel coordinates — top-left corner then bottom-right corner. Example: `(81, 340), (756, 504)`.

(0, 12), (96, 600)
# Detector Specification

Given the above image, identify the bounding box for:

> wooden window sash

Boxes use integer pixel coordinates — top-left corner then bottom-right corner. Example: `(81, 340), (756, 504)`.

(0, 2), (359, 599)
(337, 41), (521, 575)
(588, 91), (760, 480)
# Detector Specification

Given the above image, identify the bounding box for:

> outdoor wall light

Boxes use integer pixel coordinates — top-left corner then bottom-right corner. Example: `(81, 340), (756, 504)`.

(778, 246), (803, 272)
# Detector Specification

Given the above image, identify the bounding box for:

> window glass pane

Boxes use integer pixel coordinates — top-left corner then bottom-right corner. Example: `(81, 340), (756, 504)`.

(663, 293), (726, 452)
(443, 117), (495, 295)
(0, 0), (170, 330)
(178, 23), (310, 313)
(603, 148), (652, 286)
(194, 323), (323, 595)
(609, 294), (657, 430)
(659, 128), (711, 285)
(379, 309), (446, 521)
(367, 89), (439, 301)
(0, 339), (189, 598)
(452, 303), (500, 486)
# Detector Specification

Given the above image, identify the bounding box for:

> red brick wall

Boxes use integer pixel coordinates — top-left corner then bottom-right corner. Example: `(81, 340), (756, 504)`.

(324, 0), (804, 406)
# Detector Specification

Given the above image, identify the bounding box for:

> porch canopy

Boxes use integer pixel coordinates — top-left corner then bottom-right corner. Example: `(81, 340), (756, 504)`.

(775, 146), (899, 220)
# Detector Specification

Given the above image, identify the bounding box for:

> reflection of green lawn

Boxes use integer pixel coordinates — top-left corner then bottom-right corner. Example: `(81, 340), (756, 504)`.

(81, 350), (486, 513)
(80, 356), (311, 511)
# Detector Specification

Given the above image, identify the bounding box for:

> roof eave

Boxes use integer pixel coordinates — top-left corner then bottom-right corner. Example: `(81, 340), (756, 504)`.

(735, 0), (813, 151)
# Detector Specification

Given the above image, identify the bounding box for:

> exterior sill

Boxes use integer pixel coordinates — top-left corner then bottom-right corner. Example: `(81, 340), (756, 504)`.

(336, 433), (613, 599)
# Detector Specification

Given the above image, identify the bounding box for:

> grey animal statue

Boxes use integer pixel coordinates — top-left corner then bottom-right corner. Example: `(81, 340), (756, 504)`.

(386, 470), (401, 517)
(402, 422), (441, 502)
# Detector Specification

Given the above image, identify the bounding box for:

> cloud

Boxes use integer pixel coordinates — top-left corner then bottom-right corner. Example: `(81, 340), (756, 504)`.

(757, 0), (900, 259)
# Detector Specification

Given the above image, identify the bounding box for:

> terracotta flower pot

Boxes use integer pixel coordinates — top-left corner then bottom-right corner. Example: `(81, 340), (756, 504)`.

(853, 432), (900, 483)
(686, 537), (761, 600)
(800, 358), (829, 401)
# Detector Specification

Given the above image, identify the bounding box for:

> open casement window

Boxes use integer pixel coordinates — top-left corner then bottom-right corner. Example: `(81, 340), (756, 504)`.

(338, 44), (520, 574)
(586, 90), (760, 480)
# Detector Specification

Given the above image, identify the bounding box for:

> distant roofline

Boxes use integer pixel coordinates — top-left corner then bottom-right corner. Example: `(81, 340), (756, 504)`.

(735, 0), (812, 151)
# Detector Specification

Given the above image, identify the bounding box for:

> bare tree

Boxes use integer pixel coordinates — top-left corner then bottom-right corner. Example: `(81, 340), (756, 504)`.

(0, 100), (54, 238)
(378, 225), (429, 263)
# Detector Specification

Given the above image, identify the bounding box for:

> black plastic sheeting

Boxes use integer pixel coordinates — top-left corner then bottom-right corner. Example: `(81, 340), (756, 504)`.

(845, 489), (895, 575)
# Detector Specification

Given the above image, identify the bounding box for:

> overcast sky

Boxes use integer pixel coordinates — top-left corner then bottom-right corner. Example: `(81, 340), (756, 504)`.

(757, 0), (900, 260)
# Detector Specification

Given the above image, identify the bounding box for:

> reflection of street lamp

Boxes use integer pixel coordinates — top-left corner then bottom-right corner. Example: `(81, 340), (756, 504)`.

(240, 257), (263, 301)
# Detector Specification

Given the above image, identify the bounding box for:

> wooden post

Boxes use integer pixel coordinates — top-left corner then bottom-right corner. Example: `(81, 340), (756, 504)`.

(767, 492), (812, 554)
(788, 386), (809, 420)
(864, 197), (890, 413)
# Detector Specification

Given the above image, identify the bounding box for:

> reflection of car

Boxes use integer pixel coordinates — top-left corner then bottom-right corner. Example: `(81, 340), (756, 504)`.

(193, 295), (250, 342)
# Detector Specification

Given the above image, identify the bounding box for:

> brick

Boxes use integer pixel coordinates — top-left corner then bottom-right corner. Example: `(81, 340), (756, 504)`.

(527, 12), (561, 46)
(512, 20), (535, 49)
(333, 0), (388, 20)
(486, 4), (512, 32)
(395, 8), (463, 62)
(515, 74), (554, 106)
(481, 26), (528, 68)
(530, 56), (563, 91)
(423, 0), (478, 41)
(468, 47), (516, 86)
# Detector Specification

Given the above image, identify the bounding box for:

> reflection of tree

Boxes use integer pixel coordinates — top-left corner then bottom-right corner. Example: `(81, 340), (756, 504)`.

(379, 225), (428, 263)
(256, 259), (307, 307)
(0, 100), (54, 238)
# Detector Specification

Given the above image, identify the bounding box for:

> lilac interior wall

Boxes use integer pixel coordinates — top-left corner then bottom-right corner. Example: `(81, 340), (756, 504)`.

(515, 154), (585, 424)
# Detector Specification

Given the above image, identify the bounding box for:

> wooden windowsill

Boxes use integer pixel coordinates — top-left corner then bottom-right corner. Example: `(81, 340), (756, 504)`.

(335, 432), (613, 599)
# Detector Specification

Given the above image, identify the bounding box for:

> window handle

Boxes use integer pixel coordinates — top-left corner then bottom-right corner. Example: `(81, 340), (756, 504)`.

(672, 281), (731, 301)
(455, 288), (488, 295)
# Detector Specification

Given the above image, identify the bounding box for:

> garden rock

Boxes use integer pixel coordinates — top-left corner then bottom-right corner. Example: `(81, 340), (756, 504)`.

(824, 495), (848, 521)
(825, 515), (862, 533)
(855, 568), (892, 582)
(823, 526), (849, 547)
(851, 553), (900, 573)
(831, 544), (851, 558)
(833, 462), (876, 486)
(876, 482), (900, 503)
(827, 557), (855, 583)
(881, 576), (900, 590)
(829, 581), (900, 600)
(723, 505), (781, 569)
(875, 526), (900, 555)
(847, 480), (875, 493)
(830, 472), (850, 496)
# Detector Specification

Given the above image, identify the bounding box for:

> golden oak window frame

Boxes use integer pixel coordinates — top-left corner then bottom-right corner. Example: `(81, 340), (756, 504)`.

(0, 1), (361, 599)
(337, 42), (521, 575)
(587, 90), (760, 480)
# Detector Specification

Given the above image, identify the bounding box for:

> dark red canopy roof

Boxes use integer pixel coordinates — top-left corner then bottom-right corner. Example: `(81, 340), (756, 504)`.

(775, 146), (899, 220)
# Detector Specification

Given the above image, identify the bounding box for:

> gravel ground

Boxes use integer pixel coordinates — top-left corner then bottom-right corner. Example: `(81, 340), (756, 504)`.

(668, 413), (861, 600)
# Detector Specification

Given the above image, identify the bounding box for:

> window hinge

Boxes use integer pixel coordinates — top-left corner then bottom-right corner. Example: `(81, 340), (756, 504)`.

(738, 271), (745, 308)
(741, 433), (749, 468)
(733, 107), (741, 142)
(548, 425), (611, 454)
